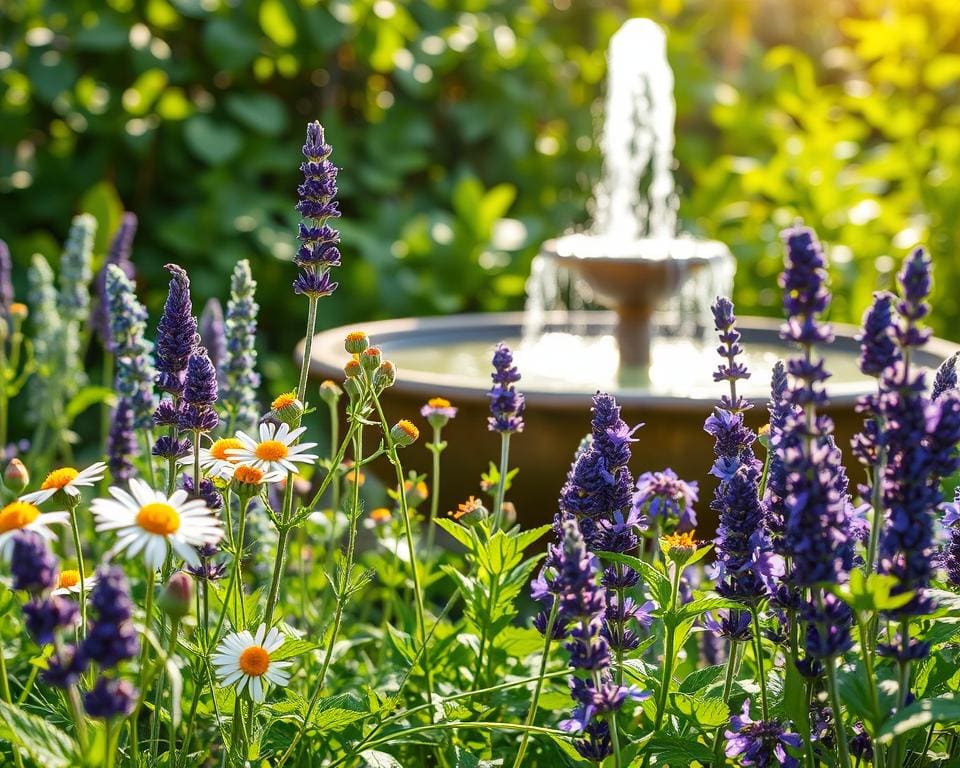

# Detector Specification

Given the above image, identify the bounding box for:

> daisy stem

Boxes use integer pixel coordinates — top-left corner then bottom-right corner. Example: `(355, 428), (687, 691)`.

(68, 505), (87, 640)
(328, 397), (340, 518)
(0, 638), (24, 768)
(751, 607), (768, 721)
(192, 430), (201, 492)
(491, 433), (511, 532)
(296, 295), (319, 405)
(132, 569), (156, 754)
(426, 424), (444, 553)
(513, 598), (558, 768)
(233, 496), (251, 626)
(166, 617), (181, 759)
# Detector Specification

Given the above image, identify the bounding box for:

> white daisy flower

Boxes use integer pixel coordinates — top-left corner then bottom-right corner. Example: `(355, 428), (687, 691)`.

(212, 624), (292, 703)
(226, 422), (319, 476)
(20, 462), (108, 505)
(91, 479), (224, 571)
(52, 568), (98, 597)
(177, 437), (245, 479)
(0, 500), (70, 560)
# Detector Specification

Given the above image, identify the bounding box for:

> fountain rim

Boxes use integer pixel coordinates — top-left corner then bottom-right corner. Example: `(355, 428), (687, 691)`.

(298, 311), (960, 414)
(540, 234), (732, 266)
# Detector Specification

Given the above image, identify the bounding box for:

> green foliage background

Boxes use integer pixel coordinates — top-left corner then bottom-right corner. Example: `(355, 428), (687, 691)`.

(3, 0), (960, 389)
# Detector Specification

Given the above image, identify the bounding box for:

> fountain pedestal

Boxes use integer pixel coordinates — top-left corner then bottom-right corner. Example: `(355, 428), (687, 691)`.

(540, 234), (732, 376)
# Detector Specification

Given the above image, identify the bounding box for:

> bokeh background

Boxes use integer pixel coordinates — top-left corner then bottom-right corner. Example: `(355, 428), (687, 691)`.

(3, 0), (960, 392)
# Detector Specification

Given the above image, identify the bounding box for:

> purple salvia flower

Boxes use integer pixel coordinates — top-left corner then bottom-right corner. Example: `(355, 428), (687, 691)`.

(105, 265), (156, 429)
(932, 352), (959, 402)
(632, 469), (698, 531)
(800, 592), (853, 659)
(487, 342), (525, 434)
(181, 474), (224, 511)
(152, 435), (191, 459)
(724, 699), (801, 768)
(856, 292), (901, 378)
(84, 678), (137, 719)
(294, 122), (342, 298)
(199, 298), (227, 374)
(712, 297), (751, 413)
(941, 489), (960, 588)
(0, 239), (12, 319)
(763, 360), (795, 548)
(895, 248), (933, 351)
(220, 260), (261, 433)
(107, 398), (137, 484)
(42, 644), (87, 688)
(24, 596), (80, 646)
(154, 264), (198, 397)
(93, 212), (137, 348)
(83, 566), (139, 669)
(10, 531), (58, 593)
(182, 348), (218, 406)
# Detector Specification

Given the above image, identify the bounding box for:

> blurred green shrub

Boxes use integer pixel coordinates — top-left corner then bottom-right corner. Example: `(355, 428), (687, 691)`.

(1, 0), (959, 395)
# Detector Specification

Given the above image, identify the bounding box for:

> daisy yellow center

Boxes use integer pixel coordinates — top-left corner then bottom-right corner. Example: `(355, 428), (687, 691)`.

(234, 466), (265, 485)
(255, 440), (289, 461)
(370, 507), (391, 523)
(210, 438), (243, 461)
(663, 530), (697, 549)
(58, 570), (81, 589)
(396, 420), (419, 440)
(238, 646), (270, 676)
(271, 392), (297, 409)
(428, 397), (451, 408)
(40, 467), (79, 490)
(0, 501), (40, 533)
(136, 503), (181, 535)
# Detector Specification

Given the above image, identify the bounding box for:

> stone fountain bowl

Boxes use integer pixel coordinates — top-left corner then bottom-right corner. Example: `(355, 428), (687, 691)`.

(299, 311), (959, 532)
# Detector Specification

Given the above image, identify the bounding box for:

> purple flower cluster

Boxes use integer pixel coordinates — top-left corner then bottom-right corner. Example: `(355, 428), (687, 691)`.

(181, 475), (223, 511)
(487, 343), (525, 434)
(941, 491), (960, 588)
(0, 239), (12, 320)
(763, 361), (796, 548)
(11, 531), (57, 593)
(179, 347), (219, 433)
(199, 298), (227, 374)
(725, 699), (801, 767)
(93, 212), (138, 348)
(712, 297), (751, 413)
(876, 251), (960, 619)
(219, 260), (261, 433)
(857, 292), (901, 379)
(632, 469), (698, 532)
(932, 353), (959, 402)
(84, 566), (140, 669)
(293, 122), (341, 299)
(154, 264), (199, 398)
(107, 398), (137, 484)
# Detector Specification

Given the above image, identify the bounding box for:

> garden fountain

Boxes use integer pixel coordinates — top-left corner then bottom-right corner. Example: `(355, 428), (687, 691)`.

(302, 20), (959, 526)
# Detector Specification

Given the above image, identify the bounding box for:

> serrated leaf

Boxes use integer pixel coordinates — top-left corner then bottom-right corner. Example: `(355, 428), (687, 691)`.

(361, 749), (404, 767)
(0, 700), (77, 768)
(272, 638), (318, 661)
(644, 733), (715, 765)
(668, 692), (729, 728)
(435, 518), (474, 550)
(679, 664), (726, 695)
(675, 596), (743, 622)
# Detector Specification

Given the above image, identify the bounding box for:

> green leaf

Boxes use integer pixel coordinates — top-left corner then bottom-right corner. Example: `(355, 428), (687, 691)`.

(675, 596), (743, 622)
(876, 696), (960, 744)
(644, 733), (715, 765)
(512, 524), (551, 552)
(79, 181), (123, 256)
(785, 655), (811, 745)
(679, 664), (726, 695)
(830, 570), (915, 614)
(65, 386), (116, 423)
(225, 93), (288, 137)
(259, 0), (297, 47)
(361, 749), (404, 767)
(271, 638), (318, 661)
(0, 700), (77, 768)
(668, 692), (729, 728)
(435, 518), (474, 551)
(184, 116), (243, 165)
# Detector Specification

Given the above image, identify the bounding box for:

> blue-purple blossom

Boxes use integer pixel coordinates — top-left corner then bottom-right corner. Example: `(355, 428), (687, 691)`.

(294, 122), (341, 298)
(800, 592), (853, 659)
(932, 352), (959, 402)
(857, 292), (901, 378)
(84, 677), (138, 719)
(179, 348), (219, 433)
(763, 360), (796, 548)
(181, 475), (223, 510)
(153, 435), (191, 459)
(58, 213), (96, 324)
(724, 699), (801, 768)
(93, 212), (137, 347)
(24, 596), (79, 646)
(849, 722), (873, 762)
(10, 531), (58, 593)
(632, 469), (698, 531)
(487, 343), (525, 434)
(941, 490), (960, 588)
(154, 264), (199, 397)
(220, 260), (261, 433)
(199, 298), (227, 374)
(712, 297), (751, 412)
(895, 248), (932, 350)
(107, 398), (137, 484)
(105, 265), (156, 429)
(83, 566), (139, 669)
(0, 239), (12, 319)
(42, 644), (87, 688)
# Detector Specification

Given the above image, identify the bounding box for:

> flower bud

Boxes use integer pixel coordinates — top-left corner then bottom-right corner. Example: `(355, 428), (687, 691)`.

(9, 302), (28, 322)
(372, 361), (396, 391)
(661, 531), (699, 567)
(270, 391), (304, 425)
(344, 331), (370, 355)
(157, 571), (193, 619)
(360, 347), (382, 372)
(390, 420), (419, 447)
(318, 380), (342, 406)
(3, 459), (29, 494)
(451, 496), (488, 527)
(421, 397), (457, 430)
(344, 359), (363, 378)
(343, 377), (365, 401)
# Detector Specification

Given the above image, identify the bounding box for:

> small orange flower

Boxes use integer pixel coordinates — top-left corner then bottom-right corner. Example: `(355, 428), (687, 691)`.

(452, 496), (484, 521)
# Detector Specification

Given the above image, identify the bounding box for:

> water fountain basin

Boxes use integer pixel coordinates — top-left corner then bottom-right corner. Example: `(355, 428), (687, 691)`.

(300, 312), (960, 530)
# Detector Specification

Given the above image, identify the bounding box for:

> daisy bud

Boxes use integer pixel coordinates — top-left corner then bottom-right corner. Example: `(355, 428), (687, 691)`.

(9, 302), (28, 322)
(270, 391), (304, 425)
(661, 530), (699, 567)
(343, 377), (365, 401)
(360, 346), (382, 372)
(158, 571), (193, 619)
(318, 380), (342, 406)
(390, 420), (419, 448)
(3, 458), (29, 494)
(344, 359), (363, 378)
(344, 331), (369, 355)
(451, 496), (488, 526)
(372, 361), (396, 391)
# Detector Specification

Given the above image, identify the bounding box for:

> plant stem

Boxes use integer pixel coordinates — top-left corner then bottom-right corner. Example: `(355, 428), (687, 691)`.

(142, 429), (157, 488)
(512, 599), (558, 768)
(825, 656), (852, 768)
(426, 424), (443, 552)
(491, 433), (511, 532)
(131, 568), (156, 754)
(653, 561), (683, 731)
(69, 507), (87, 639)
(166, 618), (181, 759)
(297, 296), (319, 404)
(751, 608), (768, 720)
(0, 640), (24, 768)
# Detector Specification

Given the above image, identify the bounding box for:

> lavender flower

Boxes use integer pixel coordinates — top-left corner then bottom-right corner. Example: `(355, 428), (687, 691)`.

(632, 469), (698, 531)
(0, 239), (12, 319)
(58, 213), (96, 323)
(199, 298), (227, 374)
(724, 699), (801, 767)
(932, 352), (959, 402)
(43, 644), (87, 688)
(712, 297), (751, 412)
(488, 343), (525, 434)
(10, 531), (58, 593)
(107, 398), (137, 484)
(220, 260), (261, 433)
(93, 212), (137, 347)
(105, 265), (156, 429)
(857, 292), (900, 378)
(178, 348), (219, 433)
(83, 566), (140, 669)
(152, 435), (191, 460)
(84, 677), (137, 719)
(293, 122), (341, 298)
(154, 264), (198, 397)
(941, 490), (960, 588)
(24, 596), (80, 646)
(895, 248), (932, 350)
(763, 361), (795, 547)
(181, 475), (223, 510)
